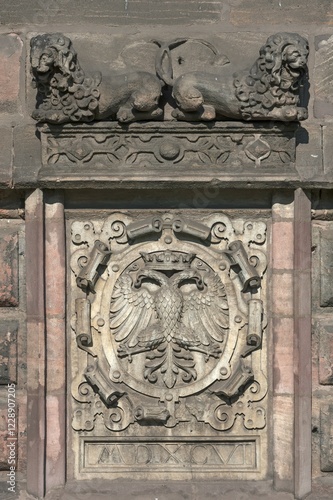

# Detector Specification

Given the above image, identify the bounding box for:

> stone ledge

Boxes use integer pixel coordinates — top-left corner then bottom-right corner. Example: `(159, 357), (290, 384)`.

(37, 121), (298, 186)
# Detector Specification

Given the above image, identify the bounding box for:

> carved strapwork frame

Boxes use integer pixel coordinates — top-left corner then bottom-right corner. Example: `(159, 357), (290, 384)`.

(68, 211), (268, 480)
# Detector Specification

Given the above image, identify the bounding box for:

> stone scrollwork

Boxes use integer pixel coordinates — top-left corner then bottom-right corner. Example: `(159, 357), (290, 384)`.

(76, 240), (111, 293)
(70, 212), (268, 436)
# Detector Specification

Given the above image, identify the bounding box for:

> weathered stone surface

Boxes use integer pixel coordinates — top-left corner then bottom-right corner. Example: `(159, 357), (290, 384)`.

(315, 35), (333, 117)
(0, 399), (10, 471)
(323, 124), (333, 177)
(37, 479), (297, 500)
(271, 222), (294, 270)
(1, 1), (223, 26)
(296, 125), (323, 181)
(319, 230), (333, 307)
(0, 128), (13, 188)
(320, 404), (333, 471)
(271, 272), (293, 317)
(273, 395), (294, 490)
(0, 321), (18, 384)
(273, 317), (294, 395)
(25, 189), (45, 499)
(230, 0), (333, 26)
(12, 125), (42, 188)
(0, 231), (18, 307)
(0, 34), (22, 114)
(318, 322), (333, 385)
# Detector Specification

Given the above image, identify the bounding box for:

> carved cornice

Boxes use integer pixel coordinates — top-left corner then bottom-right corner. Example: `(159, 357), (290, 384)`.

(38, 121), (298, 184)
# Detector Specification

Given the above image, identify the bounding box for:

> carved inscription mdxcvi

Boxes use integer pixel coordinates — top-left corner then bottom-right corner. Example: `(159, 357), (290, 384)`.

(83, 440), (258, 471)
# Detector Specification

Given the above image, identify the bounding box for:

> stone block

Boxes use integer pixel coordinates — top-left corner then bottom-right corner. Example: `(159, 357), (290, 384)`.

(271, 272), (293, 317)
(323, 125), (333, 177)
(0, 34), (22, 114)
(295, 125), (323, 181)
(271, 221), (294, 270)
(2, 1), (223, 26)
(230, 0), (333, 26)
(0, 127), (12, 188)
(273, 395), (293, 486)
(273, 317), (294, 395)
(0, 231), (18, 307)
(320, 404), (333, 471)
(319, 230), (333, 307)
(318, 321), (333, 385)
(272, 193), (294, 221)
(0, 400), (9, 471)
(0, 321), (18, 385)
(315, 35), (333, 118)
(12, 125), (41, 188)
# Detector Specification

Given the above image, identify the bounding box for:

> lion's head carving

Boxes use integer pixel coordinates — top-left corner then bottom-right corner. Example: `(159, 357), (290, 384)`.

(234, 33), (309, 120)
(31, 33), (101, 122)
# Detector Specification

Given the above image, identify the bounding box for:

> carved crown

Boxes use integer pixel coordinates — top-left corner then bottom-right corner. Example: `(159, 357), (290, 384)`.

(140, 251), (195, 271)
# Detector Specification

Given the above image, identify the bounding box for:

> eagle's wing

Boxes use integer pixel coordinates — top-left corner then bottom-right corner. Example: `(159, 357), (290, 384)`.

(110, 272), (156, 347)
(182, 271), (228, 345)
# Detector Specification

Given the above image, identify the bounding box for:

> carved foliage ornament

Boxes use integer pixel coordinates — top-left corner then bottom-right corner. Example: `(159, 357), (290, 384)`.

(31, 32), (308, 124)
(70, 213), (267, 432)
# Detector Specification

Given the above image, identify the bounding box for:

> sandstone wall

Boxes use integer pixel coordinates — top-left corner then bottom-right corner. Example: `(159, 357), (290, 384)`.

(0, 2), (333, 499)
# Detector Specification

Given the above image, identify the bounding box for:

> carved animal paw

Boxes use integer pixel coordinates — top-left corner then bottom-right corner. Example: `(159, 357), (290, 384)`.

(172, 105), (216, 122)
(117, 107), (134, 123)
(150, 107), (163, 118)
(283, 106), (308, 121)
(117, 343), (133, 362)
(296, 107), (308, 120)
(204, 344), (222, 362)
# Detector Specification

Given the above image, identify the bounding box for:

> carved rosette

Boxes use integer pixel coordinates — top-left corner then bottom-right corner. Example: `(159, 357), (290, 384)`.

(70, 212), (267, 435)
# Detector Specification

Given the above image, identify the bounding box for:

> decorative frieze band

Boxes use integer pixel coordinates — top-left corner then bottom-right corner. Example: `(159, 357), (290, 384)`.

(38, 121), (298, 180)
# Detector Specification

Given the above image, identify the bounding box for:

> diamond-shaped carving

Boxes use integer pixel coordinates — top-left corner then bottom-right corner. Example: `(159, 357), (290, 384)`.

(245, 135), (271, 167)
(66, 140), (92, 161)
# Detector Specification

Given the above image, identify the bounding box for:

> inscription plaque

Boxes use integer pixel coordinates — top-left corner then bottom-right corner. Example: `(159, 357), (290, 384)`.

(82, 438), (258, 472)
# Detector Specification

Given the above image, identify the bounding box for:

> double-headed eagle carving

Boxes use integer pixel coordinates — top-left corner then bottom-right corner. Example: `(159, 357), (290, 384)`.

(110, 252), (228, 388)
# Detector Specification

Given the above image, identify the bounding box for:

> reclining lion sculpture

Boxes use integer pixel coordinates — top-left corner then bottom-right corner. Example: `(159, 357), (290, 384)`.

(30, 33), (163, 124)
(172, 32), (309, 122)
(30, 32), (308, 124)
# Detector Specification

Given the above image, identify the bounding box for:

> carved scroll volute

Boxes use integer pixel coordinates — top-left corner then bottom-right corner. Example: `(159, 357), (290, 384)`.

(224, 240), (261, 292)
(75, 298), (94, 355)
(76, 240), (111, 293)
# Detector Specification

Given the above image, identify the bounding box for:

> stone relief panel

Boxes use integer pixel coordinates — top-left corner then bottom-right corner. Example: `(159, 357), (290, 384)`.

(30, 32), (308, 124)
(69, 211), (268, 480)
